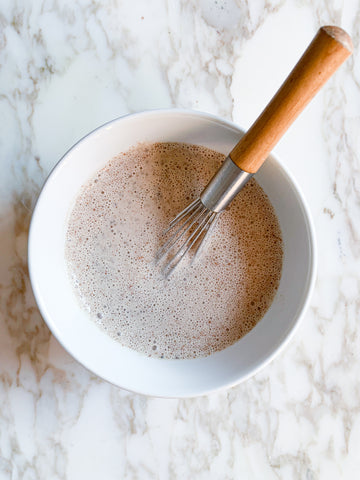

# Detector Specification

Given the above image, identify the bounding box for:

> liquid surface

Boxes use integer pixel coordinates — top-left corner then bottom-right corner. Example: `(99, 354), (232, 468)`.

(65, 143), (283, 359)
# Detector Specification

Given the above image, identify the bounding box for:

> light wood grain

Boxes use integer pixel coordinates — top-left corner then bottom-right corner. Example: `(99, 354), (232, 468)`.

(229, 26), (353, 173)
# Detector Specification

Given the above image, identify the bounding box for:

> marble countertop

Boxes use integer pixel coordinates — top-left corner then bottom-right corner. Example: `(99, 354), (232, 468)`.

(1, 0), (359, 478)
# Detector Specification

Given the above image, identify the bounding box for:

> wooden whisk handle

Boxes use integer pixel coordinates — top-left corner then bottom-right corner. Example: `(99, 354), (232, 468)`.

(229, 26), (353, 173)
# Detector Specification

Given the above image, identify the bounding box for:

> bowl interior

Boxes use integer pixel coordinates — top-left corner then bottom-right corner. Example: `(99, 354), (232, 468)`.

(28, 110), (316, 397)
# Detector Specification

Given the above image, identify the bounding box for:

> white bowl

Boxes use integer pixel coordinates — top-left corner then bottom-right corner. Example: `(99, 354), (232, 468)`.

(28, 109), (316, 398)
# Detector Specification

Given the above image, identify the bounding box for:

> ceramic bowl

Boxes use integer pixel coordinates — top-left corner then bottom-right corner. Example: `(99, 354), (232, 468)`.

(28, 110), (316, 397)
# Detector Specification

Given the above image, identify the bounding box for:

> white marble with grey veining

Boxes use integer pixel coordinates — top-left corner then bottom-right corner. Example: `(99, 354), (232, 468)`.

(0, 0), (360, 478)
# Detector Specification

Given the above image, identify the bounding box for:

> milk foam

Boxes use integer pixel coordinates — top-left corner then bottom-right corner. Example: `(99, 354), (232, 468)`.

(65, 143), (283, 359)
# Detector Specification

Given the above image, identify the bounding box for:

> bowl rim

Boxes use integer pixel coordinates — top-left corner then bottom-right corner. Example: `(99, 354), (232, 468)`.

(28, 108), (317, 397)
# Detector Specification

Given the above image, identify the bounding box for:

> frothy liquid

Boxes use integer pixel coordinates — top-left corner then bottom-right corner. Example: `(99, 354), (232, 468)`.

(65, 143), (283, 359)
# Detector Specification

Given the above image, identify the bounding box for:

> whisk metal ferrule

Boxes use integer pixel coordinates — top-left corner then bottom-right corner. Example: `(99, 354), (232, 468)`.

(200, 156), (253, 213)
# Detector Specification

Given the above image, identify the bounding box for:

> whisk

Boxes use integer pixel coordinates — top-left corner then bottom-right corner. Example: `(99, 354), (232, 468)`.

(156, 26), (352, 276)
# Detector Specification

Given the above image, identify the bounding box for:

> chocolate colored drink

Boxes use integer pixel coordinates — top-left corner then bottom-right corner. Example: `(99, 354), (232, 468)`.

(65, 143), (283, 359)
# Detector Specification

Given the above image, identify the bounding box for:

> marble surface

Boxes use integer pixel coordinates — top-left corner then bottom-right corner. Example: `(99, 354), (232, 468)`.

(0, 0), (359, 478)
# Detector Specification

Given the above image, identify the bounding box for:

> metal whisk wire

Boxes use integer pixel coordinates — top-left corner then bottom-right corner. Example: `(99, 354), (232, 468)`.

(155, 157), (253, 276)
(155, 199), (218, 276)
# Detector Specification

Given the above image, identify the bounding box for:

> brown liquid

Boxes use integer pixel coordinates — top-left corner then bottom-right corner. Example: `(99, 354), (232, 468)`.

(65, 142), (283, 359)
